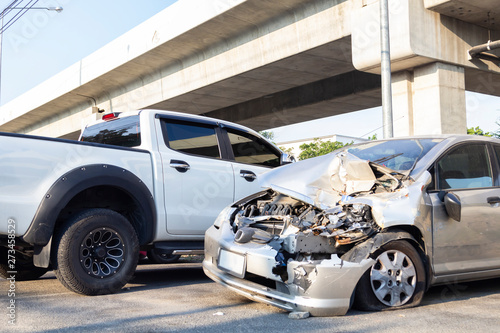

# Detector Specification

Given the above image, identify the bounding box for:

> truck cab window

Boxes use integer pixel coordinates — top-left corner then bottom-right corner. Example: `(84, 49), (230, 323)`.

(227, 129), (280, 167)
(163, 120), (221, 158)
(81, 115), (141, 147)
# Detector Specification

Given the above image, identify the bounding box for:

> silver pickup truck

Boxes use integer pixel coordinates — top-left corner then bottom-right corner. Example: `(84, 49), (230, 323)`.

(0, 109), (288, 295)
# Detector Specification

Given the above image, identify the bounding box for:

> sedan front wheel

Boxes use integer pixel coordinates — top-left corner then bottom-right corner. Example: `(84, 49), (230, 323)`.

(354, 240), (426, 311)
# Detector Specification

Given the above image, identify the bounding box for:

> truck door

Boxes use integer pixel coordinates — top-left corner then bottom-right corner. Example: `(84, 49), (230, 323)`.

(223, 127), (282, 201)
(158, 118), (234, 236)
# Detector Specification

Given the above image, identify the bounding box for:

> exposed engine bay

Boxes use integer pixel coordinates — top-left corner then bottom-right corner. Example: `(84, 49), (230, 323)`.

(230, 189), (384, 253)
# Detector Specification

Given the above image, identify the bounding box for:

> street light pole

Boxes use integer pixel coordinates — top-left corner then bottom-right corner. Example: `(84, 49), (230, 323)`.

(13, 7), (63, 12)
(0, 6), (63, 106)
(380, 0), (393, 138)
(0, 14), (3, 106)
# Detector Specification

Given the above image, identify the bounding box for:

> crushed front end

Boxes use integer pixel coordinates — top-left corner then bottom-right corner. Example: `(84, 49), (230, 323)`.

(203, 189), (381, 316)
(203, 150), (428, 316)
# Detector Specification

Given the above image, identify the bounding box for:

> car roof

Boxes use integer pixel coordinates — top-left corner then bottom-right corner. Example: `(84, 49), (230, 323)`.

(366, 134), (500, 146)
(374, 134), (499, 141)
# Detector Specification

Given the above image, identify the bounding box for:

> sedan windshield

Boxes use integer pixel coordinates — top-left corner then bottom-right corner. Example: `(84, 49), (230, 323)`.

(344, 139), (442, 171)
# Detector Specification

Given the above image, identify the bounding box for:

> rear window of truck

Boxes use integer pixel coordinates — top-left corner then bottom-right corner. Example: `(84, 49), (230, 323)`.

(81, 115), (141, 148)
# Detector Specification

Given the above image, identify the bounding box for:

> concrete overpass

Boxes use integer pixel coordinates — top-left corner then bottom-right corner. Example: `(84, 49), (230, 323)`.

(1, 0), (499, 140)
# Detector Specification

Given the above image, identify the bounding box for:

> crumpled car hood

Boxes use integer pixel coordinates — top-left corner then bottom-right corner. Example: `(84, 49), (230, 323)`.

(260, 151), (408, 209)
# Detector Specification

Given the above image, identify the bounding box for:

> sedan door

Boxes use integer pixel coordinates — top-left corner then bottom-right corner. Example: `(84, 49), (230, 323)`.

(431, 142), (500, 276)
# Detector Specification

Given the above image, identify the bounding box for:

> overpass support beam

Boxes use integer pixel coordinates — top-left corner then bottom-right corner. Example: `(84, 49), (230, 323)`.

(392, 62), (466, 137)
(353, 0), (500, 136)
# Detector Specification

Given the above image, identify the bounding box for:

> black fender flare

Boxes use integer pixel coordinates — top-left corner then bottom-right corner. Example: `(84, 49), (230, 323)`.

(22, 164), (156, 246)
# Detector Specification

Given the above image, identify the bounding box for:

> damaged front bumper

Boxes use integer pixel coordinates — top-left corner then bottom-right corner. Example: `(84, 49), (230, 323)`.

(203, 214), (375, 316)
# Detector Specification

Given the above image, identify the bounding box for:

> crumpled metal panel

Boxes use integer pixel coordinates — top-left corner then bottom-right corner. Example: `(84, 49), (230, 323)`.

(260, 151), (407, 209)
(330, 154), (376, 194)
(282, 232), (337, 253)
(258, 151), (432, 231)
(341, 229), (419, 263)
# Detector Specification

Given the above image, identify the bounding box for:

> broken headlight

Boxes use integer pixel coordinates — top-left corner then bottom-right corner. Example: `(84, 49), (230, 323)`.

(213, 206), (234, 229)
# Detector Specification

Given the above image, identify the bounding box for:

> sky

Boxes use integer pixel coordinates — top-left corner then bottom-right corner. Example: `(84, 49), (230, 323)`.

(1, 0), (499, 143)
(0, 0), (176, 104)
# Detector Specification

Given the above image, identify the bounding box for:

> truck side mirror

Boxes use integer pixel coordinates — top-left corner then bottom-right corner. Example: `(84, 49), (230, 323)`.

(444, 191), (461, 222)
(280, 153), (296, 165)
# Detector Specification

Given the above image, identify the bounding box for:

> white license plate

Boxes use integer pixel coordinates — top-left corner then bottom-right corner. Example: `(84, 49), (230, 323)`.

(218, 249), (246, 278)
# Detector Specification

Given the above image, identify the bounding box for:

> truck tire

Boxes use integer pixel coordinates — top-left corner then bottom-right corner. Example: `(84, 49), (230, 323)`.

(354, 240), (426, 311)
(52, 209), (139, 295)
(147, 249), (181, 264)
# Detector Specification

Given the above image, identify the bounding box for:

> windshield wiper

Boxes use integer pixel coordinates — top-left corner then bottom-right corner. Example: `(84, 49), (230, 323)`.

(404, 140), (425, 180)
(372, 153), (403, 164)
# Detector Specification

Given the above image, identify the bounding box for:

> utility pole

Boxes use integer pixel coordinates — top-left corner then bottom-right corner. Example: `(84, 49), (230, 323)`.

(380, 0), (393, 138)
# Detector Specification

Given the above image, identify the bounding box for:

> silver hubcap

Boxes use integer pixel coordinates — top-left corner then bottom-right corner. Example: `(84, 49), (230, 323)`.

(80, 228), (124, 278)
(370, 249), (417, 306)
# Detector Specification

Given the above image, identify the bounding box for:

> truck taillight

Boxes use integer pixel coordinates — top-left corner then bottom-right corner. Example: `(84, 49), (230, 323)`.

(102, 113), (120, 121)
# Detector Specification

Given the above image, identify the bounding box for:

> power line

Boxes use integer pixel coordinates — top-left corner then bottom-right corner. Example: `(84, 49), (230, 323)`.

(0, 1), (22, 16)
(360, 115), (405, 138)
(1, 0), (40, 34)
(0, 1), (22, 21)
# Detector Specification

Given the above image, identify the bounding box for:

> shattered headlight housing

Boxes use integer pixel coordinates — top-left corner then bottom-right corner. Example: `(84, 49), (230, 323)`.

(325, 203), (377, 245)
(213, 206), (234, 229)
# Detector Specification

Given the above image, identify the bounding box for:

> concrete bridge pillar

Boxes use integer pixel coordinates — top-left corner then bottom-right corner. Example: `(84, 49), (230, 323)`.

(392, 62), (466, 137)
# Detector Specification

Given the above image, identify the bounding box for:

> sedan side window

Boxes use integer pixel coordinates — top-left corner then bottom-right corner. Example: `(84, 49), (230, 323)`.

(494, 145), (500, 167)
(437, 144), (492, 190)
(227, 129), (280, 167)
(163, 120), (221, 159)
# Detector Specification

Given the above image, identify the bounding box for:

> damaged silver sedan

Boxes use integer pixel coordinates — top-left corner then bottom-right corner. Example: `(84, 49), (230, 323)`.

(203, 135), (500, 316)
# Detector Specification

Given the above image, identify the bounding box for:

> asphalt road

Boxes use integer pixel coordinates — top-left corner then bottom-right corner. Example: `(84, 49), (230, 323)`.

(1, 257), (499, 333)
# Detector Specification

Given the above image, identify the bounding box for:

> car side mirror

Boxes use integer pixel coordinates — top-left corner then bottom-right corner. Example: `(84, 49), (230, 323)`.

(281, 153), (296, 165)
(444, 191), (461, 222)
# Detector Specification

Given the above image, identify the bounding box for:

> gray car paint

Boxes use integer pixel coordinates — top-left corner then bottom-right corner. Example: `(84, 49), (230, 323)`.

(203, 135), (500, 316)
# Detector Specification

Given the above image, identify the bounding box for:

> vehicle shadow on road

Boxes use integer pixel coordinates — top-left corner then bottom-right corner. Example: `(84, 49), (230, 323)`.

(125, 261), (209, 292)
(420, 277), (500, 306)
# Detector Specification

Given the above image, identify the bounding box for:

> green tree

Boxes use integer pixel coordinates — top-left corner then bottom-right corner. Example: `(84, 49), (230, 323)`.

(467, 126), (493, 137)
(259, 131), (275, 141)
(298, 139), (352, 160)
(367, 133), (378, 140)
(279, 146), (294, 155)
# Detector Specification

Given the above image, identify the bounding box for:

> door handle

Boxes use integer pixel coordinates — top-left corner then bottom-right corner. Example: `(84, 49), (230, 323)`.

(240, 170), (257, 182)
(487, 196), (500, 205)
(170, 160), (190, 173)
